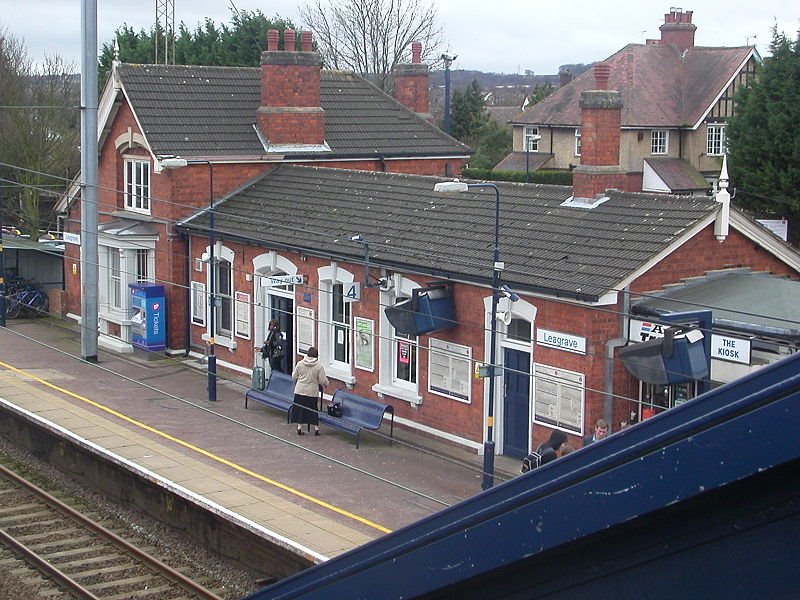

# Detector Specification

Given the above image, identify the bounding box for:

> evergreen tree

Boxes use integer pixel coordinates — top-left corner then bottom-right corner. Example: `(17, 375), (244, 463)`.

(99, 10), (298, 84)
(470, 120), (512, 170)
(450, 79), (489, 147)
(727, 27), (800, 244)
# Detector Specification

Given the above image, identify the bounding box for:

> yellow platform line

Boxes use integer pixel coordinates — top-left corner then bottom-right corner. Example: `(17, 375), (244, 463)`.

(0, 360), (392, 534)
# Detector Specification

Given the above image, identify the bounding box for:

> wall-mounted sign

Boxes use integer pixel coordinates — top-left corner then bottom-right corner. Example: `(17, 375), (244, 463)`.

(354, 317), (374, 372)
(343, 282), (361, 302)
(234, 291), (250, 339)
(536, 328), (586, 355)
(261, 274), (302, 287)
(63, 232), (81, 245)
(711, 335), (751, 365)
(297, 306), (315, 353)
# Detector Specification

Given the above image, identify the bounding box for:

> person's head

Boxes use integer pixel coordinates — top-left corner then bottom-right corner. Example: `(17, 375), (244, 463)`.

(268, 319), (280, 331)
(547, 429), (568, 452)
(306, 346), (319, 358)
(560, 443), (575, 457)
(594, 419), (609, 440)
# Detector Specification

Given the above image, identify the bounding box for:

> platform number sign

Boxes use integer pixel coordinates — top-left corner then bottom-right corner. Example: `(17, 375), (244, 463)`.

(344, 282), (361, 302)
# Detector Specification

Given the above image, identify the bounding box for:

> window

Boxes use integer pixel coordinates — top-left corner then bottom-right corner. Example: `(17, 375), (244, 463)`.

(191, 281), (206, 326)
(109, 250), (121, 309)
(707, 124), (727, 156)
(533, 363), (584, 434)
(651, 129), (668, 155)
(507, 318), (532, 343)
(215, 259), (233, 337)
(135, 249), (150, 282)
(331, 283), (351, 365)
(574, 128), (581, 156)
(524, 126), (539, 152)
(124, 158), (151, 213)
(393, 330), (417, 388)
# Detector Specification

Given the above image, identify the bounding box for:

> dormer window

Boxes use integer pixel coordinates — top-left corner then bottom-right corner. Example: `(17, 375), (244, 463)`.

(124, 158), (151, 214)
(651, 130), (669, 155)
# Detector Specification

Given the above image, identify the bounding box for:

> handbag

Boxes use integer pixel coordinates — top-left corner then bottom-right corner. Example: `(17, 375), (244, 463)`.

(326, 401), (343, 418)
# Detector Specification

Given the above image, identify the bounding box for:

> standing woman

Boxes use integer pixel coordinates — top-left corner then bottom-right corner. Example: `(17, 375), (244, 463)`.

(290, 346), (328, 436)
(260, 319), (285, 373)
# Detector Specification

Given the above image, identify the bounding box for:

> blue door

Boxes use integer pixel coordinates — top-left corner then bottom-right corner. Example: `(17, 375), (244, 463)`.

(503, 348), (530, 459)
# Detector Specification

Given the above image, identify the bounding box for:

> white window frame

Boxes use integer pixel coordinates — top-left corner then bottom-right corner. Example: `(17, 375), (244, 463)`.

(373, 274), (422, 404)
(202, 243), (236, 349)
(392, 329), (418, 391)
(215, 258), (233, 338)
(574, 128), (581, 156)
(533, 363), (584, 434)
(524, 126), (540, 152)
(651, 129), (669, 155)
(317, 264), (355, 384)
(707, 124), (727, 156)
(124, 158), (151, 214)
(109, 249), (122, 309)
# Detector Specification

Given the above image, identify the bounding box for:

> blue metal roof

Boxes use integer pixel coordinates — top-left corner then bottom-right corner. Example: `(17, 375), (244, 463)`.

(248, 352), (800, 599)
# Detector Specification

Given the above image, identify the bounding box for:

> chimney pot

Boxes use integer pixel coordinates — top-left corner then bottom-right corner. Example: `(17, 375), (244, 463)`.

(267, 29), (279, 52)
(411, 41), (422, 64)
(301, 30), (313, 52)
(283, 29), (295, 51)
(594, 63), (611, 90)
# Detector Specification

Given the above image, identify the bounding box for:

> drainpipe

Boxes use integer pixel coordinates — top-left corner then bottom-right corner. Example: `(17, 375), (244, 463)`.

(604, 286), (630, 426)
(184, 233), (191, 356)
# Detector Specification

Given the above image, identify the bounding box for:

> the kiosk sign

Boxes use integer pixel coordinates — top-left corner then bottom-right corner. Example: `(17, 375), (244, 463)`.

(629, 319), (750, 365)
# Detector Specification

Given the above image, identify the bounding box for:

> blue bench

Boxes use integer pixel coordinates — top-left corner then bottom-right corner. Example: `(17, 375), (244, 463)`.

(318, 389), (394, 449)
(245, 371), (294, 421)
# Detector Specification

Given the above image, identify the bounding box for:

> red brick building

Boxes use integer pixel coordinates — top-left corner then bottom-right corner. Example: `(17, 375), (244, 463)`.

(60, 36), (800, 462)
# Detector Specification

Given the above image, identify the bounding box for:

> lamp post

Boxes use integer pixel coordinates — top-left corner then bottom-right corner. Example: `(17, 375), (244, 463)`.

(441, 53), (457, 135)
(434, 179), (502, 490)
(525, 134), (541, 183)
(161, 157), (217, 402)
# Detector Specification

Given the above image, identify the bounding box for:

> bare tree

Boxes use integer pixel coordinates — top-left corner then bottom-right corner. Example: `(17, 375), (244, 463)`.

(0, 28), (79, 237)
(300, 0), (444, 91)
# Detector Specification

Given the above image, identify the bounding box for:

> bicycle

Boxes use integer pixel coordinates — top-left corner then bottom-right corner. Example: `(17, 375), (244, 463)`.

(6, 287), (49, 319)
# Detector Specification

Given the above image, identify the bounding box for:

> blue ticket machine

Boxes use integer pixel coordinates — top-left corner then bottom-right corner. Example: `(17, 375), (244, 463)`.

(130, 283), (166, 351)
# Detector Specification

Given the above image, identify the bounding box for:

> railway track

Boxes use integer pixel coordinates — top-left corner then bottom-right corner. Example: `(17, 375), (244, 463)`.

(0, 462), (224, 599)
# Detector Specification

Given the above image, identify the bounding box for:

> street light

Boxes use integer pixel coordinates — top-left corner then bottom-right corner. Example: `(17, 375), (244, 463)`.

(161, 157), (217, 402)
(441, 53), (457, 135)
(525, 134), (542, 183)
(434, 179), (505, 490)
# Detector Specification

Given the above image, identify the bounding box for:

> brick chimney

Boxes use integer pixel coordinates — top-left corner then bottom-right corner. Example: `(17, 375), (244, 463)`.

(394, 41), (433, 122)
(659, 8), (696, 52)
(559, 69), (573, 88)
(571, 63), (626, 201)
(257, 29), (326, 147)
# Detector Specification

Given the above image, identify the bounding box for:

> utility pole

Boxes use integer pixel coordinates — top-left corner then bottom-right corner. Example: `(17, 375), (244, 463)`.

(81, 0), (99, 362)
(441, 53), (457, 134)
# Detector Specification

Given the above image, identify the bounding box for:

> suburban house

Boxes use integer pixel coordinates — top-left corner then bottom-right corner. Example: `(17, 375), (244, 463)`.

(56, 32), (470, 353)
(170, 60), (798, 459)
(497, 8), (758, 195)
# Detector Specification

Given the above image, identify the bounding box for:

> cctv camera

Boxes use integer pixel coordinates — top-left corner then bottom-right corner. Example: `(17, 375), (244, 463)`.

(500, 285), (520, 302)
(351, 234), (364, 242)
(440, 53), (458, 62)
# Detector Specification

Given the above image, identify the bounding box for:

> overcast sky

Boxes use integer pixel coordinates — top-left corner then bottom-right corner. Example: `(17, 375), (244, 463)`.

(1, 1), (798, 74)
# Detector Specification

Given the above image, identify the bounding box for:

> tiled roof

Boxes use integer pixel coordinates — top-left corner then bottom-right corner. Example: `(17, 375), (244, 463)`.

(116, 64), (470, 159)
(510, 44), (754, 129)
(178, 165), (719, 300)
(644, 158), (710, 192)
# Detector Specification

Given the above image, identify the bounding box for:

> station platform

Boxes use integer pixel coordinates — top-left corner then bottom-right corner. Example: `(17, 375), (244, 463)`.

(0, 319), (519, 572)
